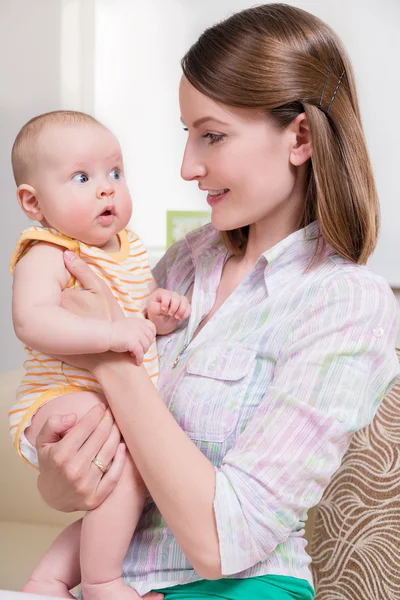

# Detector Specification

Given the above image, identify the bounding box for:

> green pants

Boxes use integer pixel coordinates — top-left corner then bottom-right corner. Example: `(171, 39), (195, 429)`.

(153, 575), (314, 599)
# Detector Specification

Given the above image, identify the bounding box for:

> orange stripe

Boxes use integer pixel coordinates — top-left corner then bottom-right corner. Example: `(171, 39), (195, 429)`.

(115, 277), (137, 284)
(124, 306), (140, 313)
(8, 406), (31, 416)
(25, 371), (64, 377)
(33, 357), (59, 364)
(19, 382), (50, 388)
(80, 254), (118, 266)
(110, 285), (130, 296)
(131, 293), (151, 301)
(66, 374), (99, 385)
(131, 250), (147, 258)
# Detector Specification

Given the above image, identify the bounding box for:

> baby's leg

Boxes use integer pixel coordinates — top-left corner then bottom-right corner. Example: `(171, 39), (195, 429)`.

(23, 519), (82, 598)
(23, 391), (147, 600)
(22, 392), (106, 597)
(80, 453), (146, 600)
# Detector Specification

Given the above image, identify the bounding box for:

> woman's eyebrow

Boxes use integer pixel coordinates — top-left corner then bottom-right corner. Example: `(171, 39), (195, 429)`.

(180, 116), (229, 128)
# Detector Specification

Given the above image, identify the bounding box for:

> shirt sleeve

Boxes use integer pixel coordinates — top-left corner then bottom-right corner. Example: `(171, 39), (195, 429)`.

(213, 271), (400, 575)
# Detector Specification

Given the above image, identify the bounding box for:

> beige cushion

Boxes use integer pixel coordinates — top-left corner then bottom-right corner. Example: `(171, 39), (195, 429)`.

(309, 349), (400, 599)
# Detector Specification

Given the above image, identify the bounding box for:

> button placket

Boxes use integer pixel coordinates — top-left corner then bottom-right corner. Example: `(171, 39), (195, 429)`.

(172, 343), (189, 369)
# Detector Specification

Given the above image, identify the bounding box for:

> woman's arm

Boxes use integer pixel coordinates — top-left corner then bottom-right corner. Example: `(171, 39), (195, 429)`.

(94, 356), (222, 579)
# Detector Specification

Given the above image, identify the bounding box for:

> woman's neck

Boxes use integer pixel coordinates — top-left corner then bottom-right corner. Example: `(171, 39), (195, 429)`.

(241, 168), (306, 267)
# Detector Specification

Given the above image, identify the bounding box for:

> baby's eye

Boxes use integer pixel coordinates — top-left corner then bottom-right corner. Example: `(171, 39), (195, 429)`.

(109, 168), (121, 180)
(72, 172), (89, 184)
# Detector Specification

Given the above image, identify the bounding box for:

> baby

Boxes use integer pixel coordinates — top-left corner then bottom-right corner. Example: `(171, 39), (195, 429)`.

(8, 111), (191, 600)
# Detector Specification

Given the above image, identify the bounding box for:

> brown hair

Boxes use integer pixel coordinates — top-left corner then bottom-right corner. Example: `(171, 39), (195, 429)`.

(12, 110), (102, 186)
(181, 3), (378, 264)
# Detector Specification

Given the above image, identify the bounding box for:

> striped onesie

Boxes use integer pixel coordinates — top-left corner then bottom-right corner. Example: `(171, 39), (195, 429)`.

(9, 225), (158, 466)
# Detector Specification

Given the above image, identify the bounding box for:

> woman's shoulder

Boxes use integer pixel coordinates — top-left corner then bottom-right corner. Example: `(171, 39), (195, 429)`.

(307, 254), (399, 326)
(325, 254), (395, 295)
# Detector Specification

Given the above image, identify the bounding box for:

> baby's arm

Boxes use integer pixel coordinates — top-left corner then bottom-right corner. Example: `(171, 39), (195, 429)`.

(13, 243), (154, 358)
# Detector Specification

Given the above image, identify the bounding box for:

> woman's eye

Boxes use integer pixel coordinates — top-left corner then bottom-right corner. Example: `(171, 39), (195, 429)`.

(109, 168), (121, 180)
(203, 133), (225, 145)
(72, 172), (89, 184)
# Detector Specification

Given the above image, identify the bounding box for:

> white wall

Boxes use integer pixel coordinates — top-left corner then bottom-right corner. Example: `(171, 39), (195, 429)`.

(93, 0), (205, 262)
(93, 0), (400, 284)
(0, 0), (63, 373)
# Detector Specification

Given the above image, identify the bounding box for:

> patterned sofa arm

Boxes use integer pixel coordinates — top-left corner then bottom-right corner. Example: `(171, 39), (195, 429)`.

(309, 350), (400, 600)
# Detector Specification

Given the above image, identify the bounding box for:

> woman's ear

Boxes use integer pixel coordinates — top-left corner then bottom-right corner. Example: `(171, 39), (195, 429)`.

(16, 185), (44, 221)
(289, 113), (312, 167)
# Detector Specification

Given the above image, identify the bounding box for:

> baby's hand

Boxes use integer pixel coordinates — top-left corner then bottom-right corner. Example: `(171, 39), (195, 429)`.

(110, 318), (156, 365)
(147, 288), (191, 335)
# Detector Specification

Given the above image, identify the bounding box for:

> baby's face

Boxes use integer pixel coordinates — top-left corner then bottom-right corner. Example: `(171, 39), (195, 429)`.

(33, 123), (132, 246)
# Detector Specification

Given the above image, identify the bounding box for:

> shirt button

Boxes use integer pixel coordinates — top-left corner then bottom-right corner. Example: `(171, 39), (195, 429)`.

(372, 327), (384, 338)
(208, 360), (218, 371)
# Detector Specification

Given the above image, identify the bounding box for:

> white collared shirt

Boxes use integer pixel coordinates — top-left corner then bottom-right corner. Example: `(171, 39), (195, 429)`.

(123, 222), (399, 595)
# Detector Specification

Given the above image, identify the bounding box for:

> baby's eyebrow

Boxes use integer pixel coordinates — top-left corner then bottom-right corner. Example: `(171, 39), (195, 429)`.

(70, 154), (123, 169)
(107, 153), (123, 162)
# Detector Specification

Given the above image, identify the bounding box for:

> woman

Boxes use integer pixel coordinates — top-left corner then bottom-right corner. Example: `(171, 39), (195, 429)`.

(32, 4), (399, 600)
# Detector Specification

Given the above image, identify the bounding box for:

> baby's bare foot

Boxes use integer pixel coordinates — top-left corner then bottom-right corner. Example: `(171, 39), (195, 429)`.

(82, 577), (141, 600)
(23, 578), (75, 598)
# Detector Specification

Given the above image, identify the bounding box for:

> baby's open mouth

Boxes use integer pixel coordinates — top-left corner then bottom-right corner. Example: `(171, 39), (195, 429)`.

(99, 205), (115, 217)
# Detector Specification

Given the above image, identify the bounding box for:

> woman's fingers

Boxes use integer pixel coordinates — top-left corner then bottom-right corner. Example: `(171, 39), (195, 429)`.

(92, 443), (127, 509)
(36, 413), (77, 449)
(60, 404), (108, 454)
(90, 422), (121, 472)
(73, 406), (115, 459)
(64, 250), (105, 293)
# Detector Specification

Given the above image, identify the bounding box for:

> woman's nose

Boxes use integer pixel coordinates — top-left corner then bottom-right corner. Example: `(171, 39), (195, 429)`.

(180, 146), (207, 181)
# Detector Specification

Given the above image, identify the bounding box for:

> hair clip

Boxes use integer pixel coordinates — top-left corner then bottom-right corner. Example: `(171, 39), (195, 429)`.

(319, 58), (334, 106)
(327, 68), (346, 114)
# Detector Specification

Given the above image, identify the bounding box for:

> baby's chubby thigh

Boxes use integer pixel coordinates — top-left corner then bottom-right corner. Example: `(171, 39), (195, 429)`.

(24, 390), (108, 449)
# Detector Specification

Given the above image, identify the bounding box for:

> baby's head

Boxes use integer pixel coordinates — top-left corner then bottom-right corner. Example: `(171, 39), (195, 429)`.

(12, 111), (132, 247)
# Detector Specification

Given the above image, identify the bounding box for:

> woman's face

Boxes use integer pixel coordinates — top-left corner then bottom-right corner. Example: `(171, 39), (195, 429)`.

(179, 76), (310, 234)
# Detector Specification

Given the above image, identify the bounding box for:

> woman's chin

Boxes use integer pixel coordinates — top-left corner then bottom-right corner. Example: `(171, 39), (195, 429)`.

(211, 213), (249, 232)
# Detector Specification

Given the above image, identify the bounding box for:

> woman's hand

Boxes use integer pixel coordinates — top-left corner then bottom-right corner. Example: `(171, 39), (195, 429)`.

(36, 404), (126, 512)
(61, 250), (124, 322)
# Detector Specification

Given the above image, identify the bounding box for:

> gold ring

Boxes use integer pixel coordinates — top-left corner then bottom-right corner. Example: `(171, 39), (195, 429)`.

(92, 456), (107, 473)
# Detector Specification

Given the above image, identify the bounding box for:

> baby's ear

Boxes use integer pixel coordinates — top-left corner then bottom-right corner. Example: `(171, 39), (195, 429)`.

(16, 185), (44, 221)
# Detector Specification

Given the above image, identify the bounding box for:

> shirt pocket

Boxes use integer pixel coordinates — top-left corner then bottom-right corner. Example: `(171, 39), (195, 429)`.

(169, 345), (257, 442)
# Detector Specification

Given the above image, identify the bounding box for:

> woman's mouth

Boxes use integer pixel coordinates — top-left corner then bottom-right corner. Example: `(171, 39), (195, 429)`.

(206, 189), (229, 206)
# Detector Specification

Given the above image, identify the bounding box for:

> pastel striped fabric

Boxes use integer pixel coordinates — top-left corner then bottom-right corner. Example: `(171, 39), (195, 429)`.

(9, 225), (158, 451)
(120, 222), (399, 596)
